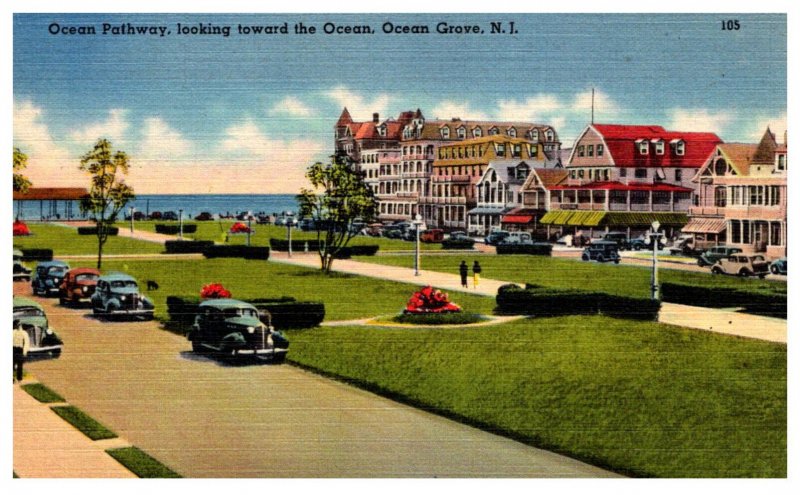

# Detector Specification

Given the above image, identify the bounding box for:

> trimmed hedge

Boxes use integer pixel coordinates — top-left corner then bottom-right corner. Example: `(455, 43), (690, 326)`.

(269, 238), (324, 252)
(496, 284), (660, 321)
(661, 282), (786, 319)
(334, 245), (380, 259)
(154, 224), (197, 235)
(202, 245), (270, 260)
(20, 248), (53, 261)
(441, 239), (476, 250)
(77, 226), (119, 236)
(495, 243), (553, 256)
(166, 295), (324, 330)
(164, 240), (214, 254)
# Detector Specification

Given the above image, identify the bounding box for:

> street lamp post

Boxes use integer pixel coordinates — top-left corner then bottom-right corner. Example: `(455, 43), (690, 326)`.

(412, 214), (424, 276)
(129, 206), (135, 234)
(649, 220), (664, 300)
(286, 211), (295, 258)
(178, 209), (184, 240)
(247, 216), (252, 247)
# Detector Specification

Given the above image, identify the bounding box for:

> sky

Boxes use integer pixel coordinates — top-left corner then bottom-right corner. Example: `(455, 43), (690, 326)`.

(12, 12), (787, 194)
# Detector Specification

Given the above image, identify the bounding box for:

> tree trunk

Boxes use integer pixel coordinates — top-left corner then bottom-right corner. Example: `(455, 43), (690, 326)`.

(97, 236), (104, 269)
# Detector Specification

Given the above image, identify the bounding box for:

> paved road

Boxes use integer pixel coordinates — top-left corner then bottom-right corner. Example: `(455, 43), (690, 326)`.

(16, 281), (616, 478)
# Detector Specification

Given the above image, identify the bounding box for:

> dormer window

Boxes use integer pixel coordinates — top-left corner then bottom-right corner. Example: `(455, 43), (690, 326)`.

(440, 127), (450, 139)
(488, 127), (500, 136)
(636, 139), (649, 155)
(545, 129), (554, 142)
(671, 139), (685, 156)
(653, 139), (664, 155)
(507, 127), (517, 138)
(473, 127), (482, 138)
(457, 126), (466, 139)
(377, 125), (386, 137)
(531, 129), (539, 141)
(517, 164), (529, 179)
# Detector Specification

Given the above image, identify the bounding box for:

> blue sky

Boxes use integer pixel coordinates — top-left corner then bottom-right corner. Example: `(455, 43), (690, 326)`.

(13, 13), (786, 193)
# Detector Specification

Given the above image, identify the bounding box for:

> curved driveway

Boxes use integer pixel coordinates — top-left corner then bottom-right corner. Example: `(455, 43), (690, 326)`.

(16, 282), (616, 478)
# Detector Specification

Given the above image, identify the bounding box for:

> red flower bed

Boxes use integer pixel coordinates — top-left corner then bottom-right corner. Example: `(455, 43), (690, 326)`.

(404, 285), (462, 314)
(13, 220), (30, 236)
(200, 283), (232, 299)
(229, 222), (251, 233)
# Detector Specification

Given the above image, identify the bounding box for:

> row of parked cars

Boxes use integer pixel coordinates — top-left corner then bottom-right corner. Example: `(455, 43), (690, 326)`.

(13, 258), (288, 363)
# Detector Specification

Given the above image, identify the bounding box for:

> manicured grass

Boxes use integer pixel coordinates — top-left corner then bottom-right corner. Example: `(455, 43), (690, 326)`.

(356, 254), (785, 298)
(22, 383), (65, 403)
(106, 447), (182, 478)
(99, 258), (496, 322)
(13, 223), (163, 256)
(285, 316), (786, 477)
(50, 405), (118, 441)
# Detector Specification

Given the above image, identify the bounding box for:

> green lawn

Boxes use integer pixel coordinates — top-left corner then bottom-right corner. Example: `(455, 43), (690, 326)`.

(13, 223), (163, 256)
(285, 316), (786, 478)
(106, 447), (182, 478)
(356, 254), (786, 299)
(118, 220), (448, 251)
(98, 258), (495, 321)
(51, 405), (118, 441)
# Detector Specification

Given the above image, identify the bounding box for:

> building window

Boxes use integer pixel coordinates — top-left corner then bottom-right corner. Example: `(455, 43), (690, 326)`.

(508, 127), (517, 137)
(635, 168), (647, 179)
(529, 145), (538, 157)
(473, 127), (482, 138)
(777, 154), (786, 170)
(638, 140), (649, 155)
(741, 220), (750, 244)
(496, 143), (505, 156)
(654, 140), (664, 155)
(597, 144), (604, 157)
(770, 186), (781, 206)
(578, 169), (585, 178)
(532, 129), (539, 141)
(489, 127), (499, 136)
(673, 140), (685, 155)
(675, 169), (682, 182)
(714, 186), (726, 207)
(512, 144), (522, 158)
(578, 145), (585, 157)
(770, 222), (782, 246)
(620, 168), (627, 178)
(457, 127), (466, 139)
(569, 170), (576, 179)
(731, 220), (741, 243)
(545, 129), (554, 142)
(587, 144), (594, 157)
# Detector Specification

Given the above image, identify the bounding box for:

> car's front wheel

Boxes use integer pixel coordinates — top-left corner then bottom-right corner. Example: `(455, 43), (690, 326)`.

(191, 339), (204, 353)
(770, 265), (779, 274)
(634, 244), (641, 251)
(711, 266), (723, 275)
(581, 253), (589, 261)
(738, 268), (752, 277)
(597, 254), (605, 263)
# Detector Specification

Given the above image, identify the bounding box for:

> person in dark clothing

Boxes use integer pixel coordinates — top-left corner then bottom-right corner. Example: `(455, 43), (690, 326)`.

(472, 261), (482, 288)
(459, 260), (468, 288)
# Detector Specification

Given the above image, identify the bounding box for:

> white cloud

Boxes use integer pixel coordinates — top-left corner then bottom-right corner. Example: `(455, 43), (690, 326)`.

(135, 118), (191, 163)
(497, 94), (563, 122)
(268, 96), (314, 118)
(429, 101), (488, 121)
(667, 108), (733, 136)
(325, 86), (390, 121)
(69, 108), (130, 147)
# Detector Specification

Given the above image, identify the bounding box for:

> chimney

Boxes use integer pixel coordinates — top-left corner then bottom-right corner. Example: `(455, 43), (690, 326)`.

(373, 113), (379, 124)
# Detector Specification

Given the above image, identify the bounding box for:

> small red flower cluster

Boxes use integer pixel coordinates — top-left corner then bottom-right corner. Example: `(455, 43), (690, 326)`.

(405, 285), (462, 314)
(13, 220), (30, 236)
(229, 222), (251, 233)
(200, 283), (232, 299)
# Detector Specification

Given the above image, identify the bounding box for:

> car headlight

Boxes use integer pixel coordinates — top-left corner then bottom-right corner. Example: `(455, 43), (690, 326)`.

(247, 326), (255, 334)
(82, 286), (88, 293)
(46, 327), (53, 335)
(120, 295), (127, 301)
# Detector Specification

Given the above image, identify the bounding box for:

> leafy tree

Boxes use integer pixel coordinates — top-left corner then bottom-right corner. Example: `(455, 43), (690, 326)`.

(79, 139), (135, 269)
(13, 147), (32, 193)
(297, 159), (377, 273)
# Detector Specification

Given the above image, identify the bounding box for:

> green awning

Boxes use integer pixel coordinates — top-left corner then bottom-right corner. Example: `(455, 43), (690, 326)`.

(540, 210), (688, 227)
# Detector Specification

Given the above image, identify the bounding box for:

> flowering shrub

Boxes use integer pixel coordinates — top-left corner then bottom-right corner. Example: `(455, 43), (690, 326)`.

(13, 220), (30, 236)
(200, 283), (232, 299)
(404, 285), (462, 314)
(229, 222), (251, 233)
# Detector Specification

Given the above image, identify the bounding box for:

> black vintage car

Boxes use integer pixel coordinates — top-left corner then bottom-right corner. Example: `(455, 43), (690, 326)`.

(31, 260), (70, 296)
(188, 299), (289, 362)
(581, 240), (621, 263)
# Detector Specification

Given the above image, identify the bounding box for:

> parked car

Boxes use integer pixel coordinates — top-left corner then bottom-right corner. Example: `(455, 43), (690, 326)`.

(484, 230), (510, 246)
(628, 234), (665, 251)
(500, 232), (533, 245)
(382, 225), (403, 239)
(91, 272), (155, 320)
(365, 223), (383, 237)
(13, 249), (32, 281)
(59, 267), (101, 306)
(697, 246), (744, 267)
(148, 211), (163, 220)
(31, 260), (70, 297)
(13, 296), (63, 359)
(298, 218), (317, 231)
(668, 233), (713, 256)
(448, 231), (469, 241)
(194, 212), (214, 221)
(711, 254), (770, 278)
(162, 211), (179, 221)
(581, 240), (621, 263)
(770, 258), (787, 275)
(420, 229), (445, 243)
(188, 299), (289, 362)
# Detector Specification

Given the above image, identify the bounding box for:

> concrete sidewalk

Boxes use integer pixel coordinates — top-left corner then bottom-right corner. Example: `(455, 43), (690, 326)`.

(270, 252), (787, 344)
(13, 381), (136, 478)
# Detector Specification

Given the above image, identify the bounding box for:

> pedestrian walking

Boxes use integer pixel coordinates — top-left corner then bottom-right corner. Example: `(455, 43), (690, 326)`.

(13, 320), (30, 383)
(472, 260), (482, 288)
(459, 260), (468, 288)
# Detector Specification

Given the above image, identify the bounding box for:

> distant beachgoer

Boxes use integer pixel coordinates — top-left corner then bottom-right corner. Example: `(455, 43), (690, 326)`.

(459, 260), (468, 288)
(472, 261), (482, 288)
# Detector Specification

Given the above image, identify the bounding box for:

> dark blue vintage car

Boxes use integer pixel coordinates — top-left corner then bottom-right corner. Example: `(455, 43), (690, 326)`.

(31, 260), (70, 296)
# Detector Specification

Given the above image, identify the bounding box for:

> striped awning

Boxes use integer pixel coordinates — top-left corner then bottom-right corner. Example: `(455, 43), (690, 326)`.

(540, 211), (688, 227)
(502, 215), (535, 224)
(681, 218), (726, 234)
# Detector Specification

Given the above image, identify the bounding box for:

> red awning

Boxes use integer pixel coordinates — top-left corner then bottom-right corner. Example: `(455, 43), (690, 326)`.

(502, 215), (535, 224)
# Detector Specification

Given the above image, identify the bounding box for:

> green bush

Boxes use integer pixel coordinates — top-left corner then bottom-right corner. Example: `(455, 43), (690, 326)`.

(269, 238), (324, 252)
(333, 245), (380, 258)
(20, 248), (53, 261)
(392, 312), (486, 325)
(251, 301), (326, 329)
(164, 240), (214, 254)
(661, 282), (786, 319)
(165, 295), (202, 328)
(496, 285), (660, 321)
(77, 226), (119, 236)
(154, 224), (197, 235)
(495, 243), (552, 256)
(202, 245), (270, 259)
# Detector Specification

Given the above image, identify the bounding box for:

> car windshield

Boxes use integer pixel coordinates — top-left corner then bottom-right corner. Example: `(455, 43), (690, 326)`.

(75, 273), (99, 282)
(223, 308), (258, 318)
(752, 256), (765, 261)
(110, 280), (138, 289)
(14, 307), (45, 318)
(49, 267), (67, 276)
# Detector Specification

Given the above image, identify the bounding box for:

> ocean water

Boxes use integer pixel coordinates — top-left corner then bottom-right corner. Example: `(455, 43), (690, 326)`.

(14, 194), (300, 221)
